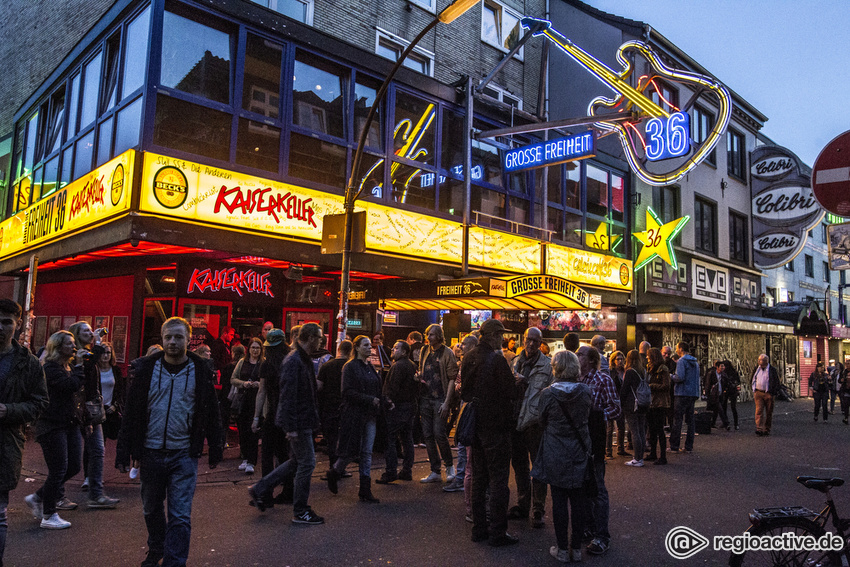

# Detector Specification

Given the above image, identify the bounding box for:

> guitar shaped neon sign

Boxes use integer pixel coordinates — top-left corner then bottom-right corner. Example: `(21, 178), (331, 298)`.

(521, 17), (731, 186)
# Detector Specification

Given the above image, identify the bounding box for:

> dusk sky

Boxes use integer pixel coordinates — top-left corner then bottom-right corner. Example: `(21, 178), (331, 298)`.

(580, 0), (850, 167)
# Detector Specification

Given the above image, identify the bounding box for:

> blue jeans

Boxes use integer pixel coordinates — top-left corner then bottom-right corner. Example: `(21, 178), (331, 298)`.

(456, 443), (467, 479)
(253, 430), (315, 515)
(36, 426), (83, 515)
(0, 490), (8, 566)
(624, 413), (646, 461)
(84, 423), (105, 498)
(588, 458), (610, 542)
(334, 418), (377, 478)
(140, 448), (198, 567)
(670, 396), (697, 451)
(419, 398), (452, 473)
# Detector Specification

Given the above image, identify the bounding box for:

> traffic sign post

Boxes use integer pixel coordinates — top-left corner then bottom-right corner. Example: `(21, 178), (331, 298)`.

(812, 130), (850, 216)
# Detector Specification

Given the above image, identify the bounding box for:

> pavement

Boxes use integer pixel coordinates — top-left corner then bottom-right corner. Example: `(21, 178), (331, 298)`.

(4, 398), (849, 567)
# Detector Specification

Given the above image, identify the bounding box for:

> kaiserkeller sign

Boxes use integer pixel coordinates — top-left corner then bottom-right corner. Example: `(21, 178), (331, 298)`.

(751, 145), (824, 269)
(177, 261), (283, 303)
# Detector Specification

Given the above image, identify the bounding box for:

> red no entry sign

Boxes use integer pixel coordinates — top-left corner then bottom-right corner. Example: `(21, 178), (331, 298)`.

(812, 130), (850, 216)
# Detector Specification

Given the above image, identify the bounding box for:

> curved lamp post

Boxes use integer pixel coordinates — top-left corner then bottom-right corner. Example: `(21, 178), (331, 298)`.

(335, 0), (480, 345)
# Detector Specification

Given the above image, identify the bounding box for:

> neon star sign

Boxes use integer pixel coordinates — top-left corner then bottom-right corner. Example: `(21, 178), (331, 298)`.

(633, 207), (690, 270)
(579, 221), (622, 253)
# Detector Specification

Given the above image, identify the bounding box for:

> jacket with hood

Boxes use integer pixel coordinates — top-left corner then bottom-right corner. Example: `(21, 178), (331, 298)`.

(513, 350), (554, 432)
(672, 354), (701, 397)
(530, 381), (592, 489)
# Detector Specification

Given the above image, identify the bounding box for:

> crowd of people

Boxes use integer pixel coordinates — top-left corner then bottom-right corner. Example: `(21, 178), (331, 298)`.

(1, 298), (848, 566)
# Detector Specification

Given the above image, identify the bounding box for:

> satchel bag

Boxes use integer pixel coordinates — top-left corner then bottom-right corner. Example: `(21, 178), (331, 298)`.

(227, 384), (245, 418)
(555, 397), (597, 498)
(455, 398), (476, 447)
(85, 395), (107, 425)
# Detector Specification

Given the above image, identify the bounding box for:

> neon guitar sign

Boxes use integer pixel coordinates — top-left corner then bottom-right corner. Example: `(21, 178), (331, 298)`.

(521, 18), (731, 186)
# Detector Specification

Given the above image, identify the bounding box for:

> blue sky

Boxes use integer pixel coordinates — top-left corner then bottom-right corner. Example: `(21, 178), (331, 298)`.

(580, 0), (850, 167)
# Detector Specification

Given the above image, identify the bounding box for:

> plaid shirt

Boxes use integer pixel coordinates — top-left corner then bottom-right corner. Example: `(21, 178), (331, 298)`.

(580, 368), (622, 420)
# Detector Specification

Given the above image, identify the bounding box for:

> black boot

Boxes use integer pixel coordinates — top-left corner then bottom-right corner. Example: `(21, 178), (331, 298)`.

(358, 475), (380, 503)
(326, 468), (339, 494)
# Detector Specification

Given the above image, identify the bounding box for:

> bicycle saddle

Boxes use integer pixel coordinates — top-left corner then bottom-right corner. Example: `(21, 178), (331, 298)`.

(797, 476), (845, 492)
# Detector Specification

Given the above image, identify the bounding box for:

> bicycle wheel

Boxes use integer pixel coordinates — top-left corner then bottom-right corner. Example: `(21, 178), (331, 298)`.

(728, 517), (842, 567)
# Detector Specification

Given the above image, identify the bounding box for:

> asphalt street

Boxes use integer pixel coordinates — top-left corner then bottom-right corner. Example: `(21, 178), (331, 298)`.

(4, 398), (848, 567)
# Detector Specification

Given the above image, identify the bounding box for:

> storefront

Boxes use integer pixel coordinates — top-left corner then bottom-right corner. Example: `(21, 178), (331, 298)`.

(764, 301), (831, 397)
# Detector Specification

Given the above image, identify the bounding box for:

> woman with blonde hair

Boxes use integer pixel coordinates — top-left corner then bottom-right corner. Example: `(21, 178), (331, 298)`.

(25, 332), (85, 529)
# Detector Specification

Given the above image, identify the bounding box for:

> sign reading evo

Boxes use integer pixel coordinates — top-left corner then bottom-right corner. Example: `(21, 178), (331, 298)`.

(503, 131), (595, 172)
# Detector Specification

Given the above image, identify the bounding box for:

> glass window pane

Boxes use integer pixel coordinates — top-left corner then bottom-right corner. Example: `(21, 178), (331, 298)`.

(47, 90), (66, 155)
(236, 117), (280, 172)
(42, 157), (59, 198)
(97, 118), (114, 166)
(288, 132), (346, 187)
(354, 77), (381, 149)
(80, 53), (102, 130)
(547, 206), (560, 236)
(161, 11), (232, 104)
(102, 34), (120, 113)
(473, 186), (505, 220)
(67, 74), (80, 136)
(471, 139), (502, 186)
(510, 197), (530, 231)
(31, 167), (43, 203)
(564, 212), (582, 246)
(23, 113), (39, 171)
(565, 163), (580, 209)
(393, 92), (436, 166)
(438, 177), (464, 217)
(264, 0), (308, 22)
(114, 97), (143, 155)
(611, 174), (624, 222)
(122, 6), (151, 98)
(586, 164), (608, 217)
(154, 95), (231, 161)
(507, 171), (527, 195)
(546, 164), (562, 204)
(74, 130), (95, 179)
(292, 51), (345, 138)
(61, 147), (74, 187)
(355, 153), (385, 198)
(376, 38), (401, 61)
(502, 10), (521, 51)
(243, 34), (282, 119)
(482, 4), (500, 46)
(391, 160), (434, 209)
(442, 110), (465, 174)
(14, 180), (31, 212)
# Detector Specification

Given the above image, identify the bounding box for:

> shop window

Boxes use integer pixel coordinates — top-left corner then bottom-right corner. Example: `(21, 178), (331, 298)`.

(509, 197), (530, 232)
(161, 11), (233, 105)
(376, 31), (434, 76)
(250, 0), (314, 24)
(804, 254), (814, 278)
(114, 97), (143, 155)
(438, 177), (464, 218)
(30, 167), (43, 204)
(288, 132), (346, 188)
(546, 163), (562, 205)
(729, 211), (748, 263)
(236, 118), (280, 173)
(822, 223), (828, 244)
(470, 137), (502, 187)
(565, 163), (580, 209)
(391, 161), (435, 210)
(122, 7), (151, 98)
(96, 118), (114, 166)
(60, 146), (73, 188)
(507, 171), (528, 196)
(102, 33), (121, 113)
(481, 0), (523, 59)
(692, 105), (716, 165)
(564, 211), (586, 246)
(727, 129), (746, 180)
(441, 110), (465, 175)
(73, 131), (95, 180)
(354, 77), (382, 150)
(547, 207), (560, 238)
(694, 196), (717, 255)
(243, 34), (283, 120)
(293, 51), (346, 139)
(154, 95), (231, 162)
(80, 53), (103, 131)
(586, 164), (608, 218)
(393, 91), (436, 167)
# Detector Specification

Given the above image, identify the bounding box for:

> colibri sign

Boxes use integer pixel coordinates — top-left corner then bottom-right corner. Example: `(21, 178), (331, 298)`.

(750, 145), (823, 269)
(503, 131), (595, 172)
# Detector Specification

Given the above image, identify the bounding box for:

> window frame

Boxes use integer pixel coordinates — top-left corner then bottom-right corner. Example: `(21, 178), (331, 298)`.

(727, 128), (746, 181)
(374, 29), (435, 78)
(249, 0), (314, 25)
(691, 105), (716, 166)
(694, 195), (718, 256)
(481, 0), (524, 60)
(804, 254), (814, 278)
(728, 209), (748, 264)
(480, 83), (523, 110)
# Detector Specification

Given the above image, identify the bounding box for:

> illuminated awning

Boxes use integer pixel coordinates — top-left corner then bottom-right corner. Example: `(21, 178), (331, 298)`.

(384, 275), (594, 312)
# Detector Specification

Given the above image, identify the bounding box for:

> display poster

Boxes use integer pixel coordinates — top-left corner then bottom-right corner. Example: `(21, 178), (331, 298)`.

(691, 259), (729, 305)
(33, 316), (48, 350)
(48, 316), (62, 337)
(645, 258), (690, 297)
(112, 316), (129, 363)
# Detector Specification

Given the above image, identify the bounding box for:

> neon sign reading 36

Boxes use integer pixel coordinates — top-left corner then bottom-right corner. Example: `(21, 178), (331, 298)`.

(645, 112), (690, 161)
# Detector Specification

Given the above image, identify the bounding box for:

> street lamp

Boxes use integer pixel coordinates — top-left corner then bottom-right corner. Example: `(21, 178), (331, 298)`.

(335, 0), (480, 345)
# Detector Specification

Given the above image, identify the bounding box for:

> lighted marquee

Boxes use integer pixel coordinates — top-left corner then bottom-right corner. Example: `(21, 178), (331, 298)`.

(521, 17), (731, 186)
(545, 244), (633, 291)
(503, 131), (595, 172)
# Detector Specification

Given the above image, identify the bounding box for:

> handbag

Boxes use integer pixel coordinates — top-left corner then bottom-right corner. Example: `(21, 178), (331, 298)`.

(555, 397), (598, 498)
(103, 406), (122, 440)
(227, 384), (244, 418)
(85, 395), (107, 425)
(455, 398), (476, 447)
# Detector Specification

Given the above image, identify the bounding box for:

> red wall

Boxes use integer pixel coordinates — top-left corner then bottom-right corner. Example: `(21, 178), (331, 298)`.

(35, 275), (135, 365)
(798, 337), (828, 397)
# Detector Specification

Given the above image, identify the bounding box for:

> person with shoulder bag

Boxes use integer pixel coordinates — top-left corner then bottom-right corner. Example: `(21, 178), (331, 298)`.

(95, 341), (125, 441)
(531, 350), (592, 564)
(619, 350), (648, 467)
(231, 340), (263, 475)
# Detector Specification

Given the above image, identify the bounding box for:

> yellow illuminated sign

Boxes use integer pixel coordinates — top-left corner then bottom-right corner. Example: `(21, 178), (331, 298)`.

(469, 227), (541, 274)
(581, 221), (622, 253)
(632, 207), (690, 270)
(504, 275), (590, 308)
(546, 244), (633, 291)
(0, 151), (135, 261)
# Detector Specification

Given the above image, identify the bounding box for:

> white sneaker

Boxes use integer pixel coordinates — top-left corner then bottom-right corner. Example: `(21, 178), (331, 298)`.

(80, 477), (89, 490)
(445, 465), (456, 482)
(625, 459), (645, 467)
(40, 513), (71, 530)
(625, 459), (637, 466)
(129, 467), (139, 479)
(420, 471), (442, 483)
(238, 460), (248, 471)
(245, 464), (254, 474)
(25, 493), (43, 520)
(549, 546), (569, 563)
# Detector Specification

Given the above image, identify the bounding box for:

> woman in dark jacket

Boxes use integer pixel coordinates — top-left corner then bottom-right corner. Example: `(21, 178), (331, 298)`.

(722, 360), (741, 430)
(531, 349), (592, 564)
(25, 331), (85, 529)
(605, 351), (628, 458)
(327, 335), (383, 503)
(620, 350), (647, 467)
(645, 348), (671, 464)
(95, 341), (125, 441)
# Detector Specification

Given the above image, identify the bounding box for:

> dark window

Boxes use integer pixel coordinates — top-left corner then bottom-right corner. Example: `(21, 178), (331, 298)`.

(441, 110), (465, 174)
(154, 95), (231, 161)
(611, 173), (624, 223)
(249, 0), (313, 23)
(288, 132), (346, 188)
(96, 118), (113, 166)
(841, 270), (846, 286)
(586, 164), (608, 217)
(785, 260), (794, 272)
(101, 33), (120, 113)
(823, 261), (831, 284)
(822, 223), (828, 244)
(243, 34), (282, 120)
(648, 79), (678, 112)
(236, 118), (280, 173)
(292, 51), (346, 139)
(73, 131), (95, 179)
(694, 197), (717, 255)
(393, 91), (436, 167)
(354, 77), (382, 150)
(805, 254), (814, 278)
(729, 211), (748, 263)
(438, 177), (464, 218)
(658, 185), (680, 244)
(691, 105), (716, 165)
(161, 11), (233, 104)
(727, 129), (746, 179)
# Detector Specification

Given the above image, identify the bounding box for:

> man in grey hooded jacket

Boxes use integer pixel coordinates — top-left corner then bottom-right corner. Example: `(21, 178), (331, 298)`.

(669, 342), (701, 452)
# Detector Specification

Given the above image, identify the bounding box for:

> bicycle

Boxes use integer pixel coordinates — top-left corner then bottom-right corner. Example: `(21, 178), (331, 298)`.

(729, 476), (850, 566)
